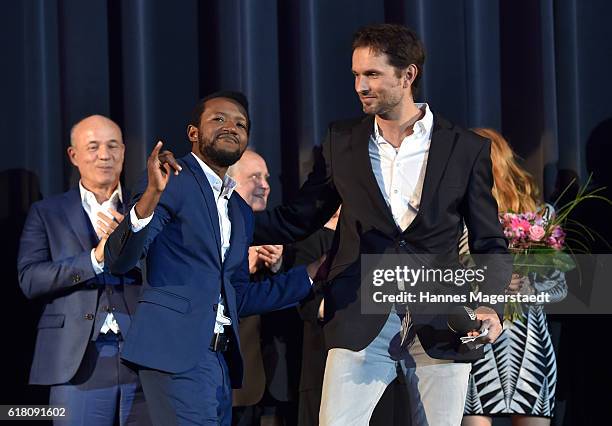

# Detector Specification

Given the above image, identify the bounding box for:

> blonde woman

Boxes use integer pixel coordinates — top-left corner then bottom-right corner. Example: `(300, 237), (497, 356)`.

(461, 128), (567, 426)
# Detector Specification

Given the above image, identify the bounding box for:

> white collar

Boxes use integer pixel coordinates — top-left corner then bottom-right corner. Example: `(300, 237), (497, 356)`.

(373, 102), (433, 145)
(190, 152), (237, 198)
(79, 181), (123, 207)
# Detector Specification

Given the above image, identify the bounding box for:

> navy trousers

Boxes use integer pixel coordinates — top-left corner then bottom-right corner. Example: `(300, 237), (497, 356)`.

(139, 349), (232, 426)
(49, 333), (150, 426)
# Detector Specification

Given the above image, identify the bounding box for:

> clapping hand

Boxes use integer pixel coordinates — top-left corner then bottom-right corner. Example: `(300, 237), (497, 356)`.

(256, 245), (283, 271)
(93, 209), (124, 263)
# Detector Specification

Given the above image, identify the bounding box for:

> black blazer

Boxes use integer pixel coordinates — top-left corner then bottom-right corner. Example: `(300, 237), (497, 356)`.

(254, 114), (510, 360)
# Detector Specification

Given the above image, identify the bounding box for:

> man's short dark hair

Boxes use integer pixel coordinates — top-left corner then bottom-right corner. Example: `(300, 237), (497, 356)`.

(189, 90), (251, 133)
(352, 23), (425, 92)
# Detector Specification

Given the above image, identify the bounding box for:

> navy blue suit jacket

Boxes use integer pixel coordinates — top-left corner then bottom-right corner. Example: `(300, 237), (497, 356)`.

(105, 154), (311, 387)
(17, 188), (142, 385)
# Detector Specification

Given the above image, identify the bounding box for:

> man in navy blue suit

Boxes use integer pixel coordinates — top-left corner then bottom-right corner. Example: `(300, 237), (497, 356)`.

(18, 115), (151, 425)
(104, 92), (316, 425)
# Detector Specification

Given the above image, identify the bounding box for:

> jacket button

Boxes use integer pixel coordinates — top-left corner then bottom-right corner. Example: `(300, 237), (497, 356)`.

(84, 313), (94, 320)
(398, 239), (407, 248)
(73, 274), (81, 283)
(212, 304), (218, 312)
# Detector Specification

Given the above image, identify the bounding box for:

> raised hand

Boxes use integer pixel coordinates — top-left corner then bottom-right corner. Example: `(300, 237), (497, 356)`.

(135, 141), (181, 219)
(147, 141), (181, 193)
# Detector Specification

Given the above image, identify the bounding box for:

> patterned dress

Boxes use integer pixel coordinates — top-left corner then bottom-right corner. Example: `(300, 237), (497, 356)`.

(463, 271), (566, 416)
(460, 209), (568, 417)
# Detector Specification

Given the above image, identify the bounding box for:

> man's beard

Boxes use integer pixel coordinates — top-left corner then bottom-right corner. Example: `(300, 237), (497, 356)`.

(361, 84), (403, 116)
(199, 135), (243, 167)
(363, 95), (402, 116)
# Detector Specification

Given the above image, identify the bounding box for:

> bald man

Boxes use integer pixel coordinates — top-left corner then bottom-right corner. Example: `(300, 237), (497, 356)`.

(229, 151), (301, 426)
(18, 115), (150, 425)
(229, 150), (271, 212)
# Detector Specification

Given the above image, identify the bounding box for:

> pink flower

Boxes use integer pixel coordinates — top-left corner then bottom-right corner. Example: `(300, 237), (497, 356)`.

(548, 237), (563, 250)
(510, 217), (531, 235)
(529, 225), (546, 241)
(501, 210), (570, 251)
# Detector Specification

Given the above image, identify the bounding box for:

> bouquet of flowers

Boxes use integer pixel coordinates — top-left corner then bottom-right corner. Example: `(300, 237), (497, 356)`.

(500, 209), (574, 273)
(500, 176), (611, 323)
(500, 209), (574, 322)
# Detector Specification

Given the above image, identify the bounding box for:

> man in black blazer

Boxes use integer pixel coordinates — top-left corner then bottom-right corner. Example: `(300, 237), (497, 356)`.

(254, 24), (510, 425)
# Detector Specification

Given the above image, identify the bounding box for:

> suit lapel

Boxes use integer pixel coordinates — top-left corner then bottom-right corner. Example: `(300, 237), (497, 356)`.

(223, 195), (245, 270)
(117, 189), (129, 215)
(411, 116), (457, 229)
(182, 154), (223, 261)
(61, 189), (97, 250)
(350, 115), (397, 228)
(350, 114), (458, 235)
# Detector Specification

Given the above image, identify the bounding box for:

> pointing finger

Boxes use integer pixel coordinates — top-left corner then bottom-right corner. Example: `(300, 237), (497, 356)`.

(150, 140), (163, 159)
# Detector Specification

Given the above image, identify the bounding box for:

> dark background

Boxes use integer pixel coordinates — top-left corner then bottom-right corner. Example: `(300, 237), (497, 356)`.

(1, 0), (611, 424)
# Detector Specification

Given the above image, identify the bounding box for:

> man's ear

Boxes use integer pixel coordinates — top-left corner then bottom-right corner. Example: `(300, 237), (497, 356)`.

(187, 125), (198, 143)
(67, 146), (78, 167)
(403, 64), (418, 88)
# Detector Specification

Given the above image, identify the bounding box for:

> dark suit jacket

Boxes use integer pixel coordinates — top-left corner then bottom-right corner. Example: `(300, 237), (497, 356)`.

(254, 114), (511, 361)
(285, 228), (335, 393)
(17, 188), (142, 385)
(105, 154), (312, 387)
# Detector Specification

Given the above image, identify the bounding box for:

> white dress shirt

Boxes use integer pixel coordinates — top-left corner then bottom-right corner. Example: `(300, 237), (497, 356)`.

(130, 153), (237, 334)
(79, 181), (122, 334)
(368, 103), (433, 231)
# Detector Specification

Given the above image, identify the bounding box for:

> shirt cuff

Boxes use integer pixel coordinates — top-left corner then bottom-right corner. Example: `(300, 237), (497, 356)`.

(270, 257), (283, 274)
(130, 206), (154, 232)
(90, 249), (104, 274)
